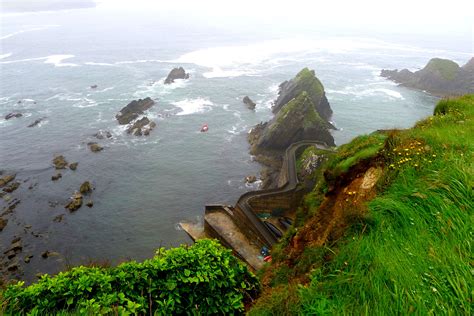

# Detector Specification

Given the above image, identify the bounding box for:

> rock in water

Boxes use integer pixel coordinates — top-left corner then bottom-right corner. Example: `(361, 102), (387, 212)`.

(272, 68), (333, 121)
(0, 218), (7, 231)
(65, 192), (82, 211)
(79, 181), (92, 194)
(126, 117), (156, 136)
(249, 68), (335, 154)
(88, 142), (103, 152)
(52, 155), (68, 169)
(86, 200), (93, 208)
(243, 96), (256, 110)
(51, 173), (62, 181)
(27, 118), (45, 127)
(3, 182), (20, 193)
(90, 84), (98, 89)
(0, 174), (16, 188)
(116, 97), (155, 125)
(380, 57), (474, 96)
(93, 130), (112, 139)
(245, 175), (257, 183)
(5, 113), (22, 120)
(164, 67), (190, 84)
(69, 162), (78, 170)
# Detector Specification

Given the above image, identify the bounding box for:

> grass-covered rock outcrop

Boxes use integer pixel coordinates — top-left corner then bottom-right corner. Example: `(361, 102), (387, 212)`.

(273, 68), (332, 121)
(250, 95), (473, 315)
(1, 239), (259, 315)
(381, 57), (474, 96)
(250, 68), (335, 155)
(255, 92), (334, 151)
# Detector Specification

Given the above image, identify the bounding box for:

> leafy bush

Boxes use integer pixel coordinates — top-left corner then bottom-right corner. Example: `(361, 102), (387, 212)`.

(1, 239), (259, 315)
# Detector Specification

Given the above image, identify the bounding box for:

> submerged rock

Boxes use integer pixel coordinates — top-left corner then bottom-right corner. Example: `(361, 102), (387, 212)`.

(164, 67), (190, 84)
(3, 181), (20, 193)
(381, 57), (474, 96)
(53, 155), (68, 169)
(27, 118), (45, 127)
(5, 112), (22, 120)
(88, 142), (103, 152)
(53, 214), (64, 223)
(93, 130), (112, 139)
(41, 251), (60, 259)
(90, 84), (98, 89)
(116, 97), (155, 125)
(51, 173), (62, 181)
(243, 96), (256, 110)
(65, 192), (82, 212)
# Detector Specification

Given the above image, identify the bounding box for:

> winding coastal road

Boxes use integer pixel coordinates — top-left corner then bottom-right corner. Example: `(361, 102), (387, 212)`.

(236, 141), (333, 247)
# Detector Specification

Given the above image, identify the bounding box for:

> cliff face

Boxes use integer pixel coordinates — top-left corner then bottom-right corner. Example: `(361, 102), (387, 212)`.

(250, 68), (335, 153)
(273, 68), (333, 121)
(381, 57), (474, 96)
(255, 92), (334, 151)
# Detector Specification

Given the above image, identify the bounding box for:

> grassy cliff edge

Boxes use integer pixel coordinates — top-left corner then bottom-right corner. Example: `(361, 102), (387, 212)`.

(250, 95), (473, 315)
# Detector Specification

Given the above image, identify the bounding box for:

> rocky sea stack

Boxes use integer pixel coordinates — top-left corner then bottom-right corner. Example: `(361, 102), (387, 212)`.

(249, 68), (335, 153)
(116, 97), (154, 125)
(164, 67), (190, 84)
(381, 57), (474, 97)
(116, 98), (156, 136)
(248, 68), (335, 188)
(243, 96), (256, 110)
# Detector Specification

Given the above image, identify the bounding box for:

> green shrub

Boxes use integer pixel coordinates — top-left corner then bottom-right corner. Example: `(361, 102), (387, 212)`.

(2, 239), (259, 315)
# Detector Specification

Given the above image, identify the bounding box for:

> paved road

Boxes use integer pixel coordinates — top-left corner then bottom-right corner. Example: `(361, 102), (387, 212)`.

(236, 141), (333, 246)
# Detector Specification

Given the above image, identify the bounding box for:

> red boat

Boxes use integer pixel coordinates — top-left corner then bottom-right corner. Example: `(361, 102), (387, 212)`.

(200, 124), (208, 132)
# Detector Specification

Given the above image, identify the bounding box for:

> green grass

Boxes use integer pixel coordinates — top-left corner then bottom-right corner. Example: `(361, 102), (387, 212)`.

(424, 58), (460, 81)
(250, 95), (474, 315)
(325, 132), (387, 179)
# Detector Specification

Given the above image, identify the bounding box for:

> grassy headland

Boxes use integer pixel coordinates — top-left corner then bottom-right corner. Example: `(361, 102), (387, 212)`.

(250, 95), (473, 315)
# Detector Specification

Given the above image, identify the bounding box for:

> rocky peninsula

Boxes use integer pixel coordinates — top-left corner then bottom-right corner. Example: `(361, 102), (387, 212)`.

(248, 68), (335, 187)
(381, 57), (474, 97)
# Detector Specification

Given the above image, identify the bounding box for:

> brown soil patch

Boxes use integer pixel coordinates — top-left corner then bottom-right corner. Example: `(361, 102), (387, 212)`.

(287, 163), (383, 263)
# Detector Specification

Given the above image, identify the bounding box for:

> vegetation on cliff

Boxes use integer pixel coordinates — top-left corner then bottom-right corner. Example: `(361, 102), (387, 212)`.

(255, 92), (334, 151)
(381, 57), (474, 96)
(1, 240), (259, 314)
(250, 68), (335, 155)
(250, 95), (473, 315)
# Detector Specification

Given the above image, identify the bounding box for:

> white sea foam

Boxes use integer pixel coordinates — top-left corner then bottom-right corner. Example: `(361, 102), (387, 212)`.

(172, 97), (214, 116)
(327, 86), (404, 100)
(0, 56), (46, 64)
(0, 25), (59, 40)
(72, 97), (101, 108)
(0, 53), (12, 60)
(0, 54), (78, 67)
(115, 59), (163, 65)
(84, 62), (116, 67)
(44, 55), (78, 67)
(95, 87), (115, 93)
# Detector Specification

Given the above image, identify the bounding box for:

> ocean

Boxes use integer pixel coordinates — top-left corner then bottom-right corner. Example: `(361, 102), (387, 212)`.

(0, 6), (471, 281)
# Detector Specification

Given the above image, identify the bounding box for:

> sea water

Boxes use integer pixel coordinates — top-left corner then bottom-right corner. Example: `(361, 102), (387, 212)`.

(0, 7), (470, 280)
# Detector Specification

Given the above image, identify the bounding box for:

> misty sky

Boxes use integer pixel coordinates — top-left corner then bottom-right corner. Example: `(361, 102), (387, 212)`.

(95, 0), (473, 36)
